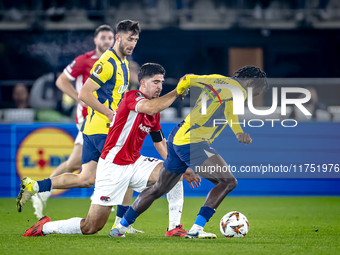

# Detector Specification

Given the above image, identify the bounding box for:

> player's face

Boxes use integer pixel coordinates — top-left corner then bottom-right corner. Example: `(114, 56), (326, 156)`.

(142, 74), (164, 99)
(117, 31), (139, 57)
(94, 31), (114, 54)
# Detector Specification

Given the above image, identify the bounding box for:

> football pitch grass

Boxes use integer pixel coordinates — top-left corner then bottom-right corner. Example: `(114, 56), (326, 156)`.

(1, 197), (339, 255)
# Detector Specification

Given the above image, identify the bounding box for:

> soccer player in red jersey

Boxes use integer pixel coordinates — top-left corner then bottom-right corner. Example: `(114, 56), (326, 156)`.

(21, 63), (197, 237)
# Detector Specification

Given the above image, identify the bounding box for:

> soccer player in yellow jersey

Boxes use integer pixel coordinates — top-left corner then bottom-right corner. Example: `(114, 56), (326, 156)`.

(17, 20), (143, 233)
(111, 66), (269, 239)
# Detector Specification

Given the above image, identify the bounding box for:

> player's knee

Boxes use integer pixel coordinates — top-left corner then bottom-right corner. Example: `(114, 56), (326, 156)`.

(79, 176), (95, 188)
(220, 177), (238, 192)
(81, 224), (102, 235)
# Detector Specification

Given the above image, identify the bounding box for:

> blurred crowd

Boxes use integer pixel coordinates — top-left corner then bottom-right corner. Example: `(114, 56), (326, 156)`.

(0, 0), (336, 24)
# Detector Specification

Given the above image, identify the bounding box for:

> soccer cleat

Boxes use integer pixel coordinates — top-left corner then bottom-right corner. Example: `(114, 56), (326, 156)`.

(16, 177), (37, 212)
(185, 229), (217, 239)
(22, 216), (51, 237)
(127, 225), (144, 233)
(165, 224), (187, 237)
(108, 228), (125, 238)
(111, 223), (144, 234)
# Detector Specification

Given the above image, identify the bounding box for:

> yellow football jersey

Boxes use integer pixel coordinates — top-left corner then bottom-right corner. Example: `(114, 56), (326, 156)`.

(82, 48), (130, 135)
(173, 74), (247, 146)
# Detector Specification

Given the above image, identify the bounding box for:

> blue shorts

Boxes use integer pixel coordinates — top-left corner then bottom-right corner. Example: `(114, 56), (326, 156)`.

(82, 134), (107, 164)
(163, 121), (218, 174)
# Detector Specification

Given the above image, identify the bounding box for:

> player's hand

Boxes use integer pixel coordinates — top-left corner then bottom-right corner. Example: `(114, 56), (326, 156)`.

(78, 100), (87, 108)
(177, 74), (193, 95)
(179, 88), (190, 101)
(183, 168), (201, 189)
(105, 110), (115, 123)
(236, 133), (252, 145)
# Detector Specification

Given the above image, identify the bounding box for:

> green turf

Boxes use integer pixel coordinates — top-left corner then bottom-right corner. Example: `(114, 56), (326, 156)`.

(1, 197), (339, 255)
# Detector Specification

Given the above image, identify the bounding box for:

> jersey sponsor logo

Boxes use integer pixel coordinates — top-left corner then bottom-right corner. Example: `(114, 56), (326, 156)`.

(139, 123), (151, 133)
(94, 64), (103, 75)
(118, 84), (129, 94)
(16, 127), (77, 196)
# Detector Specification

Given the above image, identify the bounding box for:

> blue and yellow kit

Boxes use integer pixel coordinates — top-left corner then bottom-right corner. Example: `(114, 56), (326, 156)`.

(81, 48), (129, 164)
(164, 74), (247, 174)
(82, 48), (130, 136)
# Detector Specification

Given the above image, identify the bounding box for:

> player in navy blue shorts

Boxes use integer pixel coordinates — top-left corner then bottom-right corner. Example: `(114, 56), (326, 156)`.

(111, 66), (268, 238)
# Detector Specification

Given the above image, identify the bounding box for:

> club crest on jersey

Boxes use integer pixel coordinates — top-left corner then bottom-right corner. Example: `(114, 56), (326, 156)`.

(139, 123), (151, 133)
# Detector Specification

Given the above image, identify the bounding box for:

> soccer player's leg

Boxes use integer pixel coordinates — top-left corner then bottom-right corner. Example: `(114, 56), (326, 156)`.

(112, 189), (144, 234)
(186, 146), (237, 239)
(31, 140), (83, 219)
(23, 205), (112, 237)
(111, 148), (187, 237)
(17, 134), (104, 213)
(111, 166), (183, 237)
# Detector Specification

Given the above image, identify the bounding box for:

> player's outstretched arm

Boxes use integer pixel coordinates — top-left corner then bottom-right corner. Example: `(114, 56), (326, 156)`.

(79, 79), (114, 122)
(137, 89), (179, 116)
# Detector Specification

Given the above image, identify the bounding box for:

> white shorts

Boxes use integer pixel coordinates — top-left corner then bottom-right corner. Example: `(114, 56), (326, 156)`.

(91, 155), (163, 206)
(74, 130), (83, 145)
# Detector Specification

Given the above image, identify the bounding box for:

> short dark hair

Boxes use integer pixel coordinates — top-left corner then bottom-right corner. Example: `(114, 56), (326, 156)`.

(94, 24), (114, 37)
(234, 65), (269, 92)
(138, 63), (165, 82)
(116, 20), (141, 35)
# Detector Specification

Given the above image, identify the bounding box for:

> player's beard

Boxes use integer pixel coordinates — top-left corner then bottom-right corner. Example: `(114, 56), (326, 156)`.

(118, 42), (132, 57)
(152, 90), (161, 99)
(98, 44), (111, 55)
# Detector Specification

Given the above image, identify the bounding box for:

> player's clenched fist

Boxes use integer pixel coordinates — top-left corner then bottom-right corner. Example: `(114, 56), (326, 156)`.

(236, 133), (252, 145)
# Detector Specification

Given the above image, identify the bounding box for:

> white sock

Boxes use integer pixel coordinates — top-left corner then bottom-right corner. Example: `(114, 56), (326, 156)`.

(39, 190), (52, 205)
(114, 216), (121, 226)
(189, 224), (203, 232)
(33, 182), (39, 192)
(167, 181), (183, 230)
(42, 217), (83, 235)
(116, 223), (128, 234)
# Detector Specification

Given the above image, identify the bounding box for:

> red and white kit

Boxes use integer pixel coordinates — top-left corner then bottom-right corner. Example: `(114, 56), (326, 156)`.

(63, 50), (98, 144)
(92, 90), (163, 206)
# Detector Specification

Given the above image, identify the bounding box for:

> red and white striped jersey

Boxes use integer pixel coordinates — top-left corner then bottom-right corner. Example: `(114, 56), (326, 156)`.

(63, 50), (98, 126)
(101, 90), (161, 165)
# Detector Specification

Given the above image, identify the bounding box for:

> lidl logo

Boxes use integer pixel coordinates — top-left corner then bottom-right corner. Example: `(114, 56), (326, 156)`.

(16, 127), (77, 196)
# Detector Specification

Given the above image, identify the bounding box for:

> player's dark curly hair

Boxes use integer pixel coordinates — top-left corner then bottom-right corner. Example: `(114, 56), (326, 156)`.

(94, 24), (114, 37)
(234, 65), (269, 92)
(116, 20), (141, 35)
(138, 63), (165, 82)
